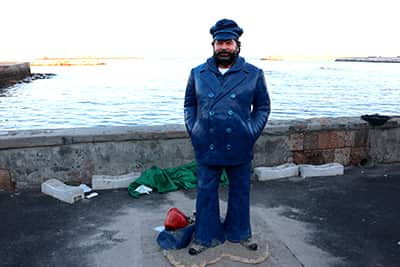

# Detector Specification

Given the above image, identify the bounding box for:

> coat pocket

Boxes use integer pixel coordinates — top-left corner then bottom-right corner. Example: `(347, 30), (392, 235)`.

(190, 120), (198, 137)
(246, 120), (256, 142)
(190, 121), (207, 153)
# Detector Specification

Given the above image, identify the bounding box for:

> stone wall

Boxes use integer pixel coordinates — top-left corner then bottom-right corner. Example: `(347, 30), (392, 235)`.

(0, 62), (31, 87)
(0, 116), (399, 190)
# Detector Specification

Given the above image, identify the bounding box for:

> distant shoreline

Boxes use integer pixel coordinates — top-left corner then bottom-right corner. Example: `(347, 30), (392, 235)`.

(30, 57), (143, 66)
(260, 55), (337, 61)
(6, 55), (400, 66)
(335, 56), (400, 63)
(261, 55), (400, 63)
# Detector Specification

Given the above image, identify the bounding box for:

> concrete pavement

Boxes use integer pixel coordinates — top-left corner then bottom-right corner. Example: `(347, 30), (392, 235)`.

(1, 163), (399, 267)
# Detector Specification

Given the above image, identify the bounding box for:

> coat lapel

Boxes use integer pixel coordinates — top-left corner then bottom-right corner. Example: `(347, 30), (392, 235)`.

(213, 57), (248, 105)
(199, 57), (248, 107)
(200, 70), (221, 95)
(213, 72), (247, 104)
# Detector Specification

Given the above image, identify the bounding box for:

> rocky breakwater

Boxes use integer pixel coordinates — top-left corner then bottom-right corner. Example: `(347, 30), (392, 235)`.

(335, 56), (400, 63)
(0, 62), (31, 87)
(18, 73), (56, 84)
(0, 62), (56, 88)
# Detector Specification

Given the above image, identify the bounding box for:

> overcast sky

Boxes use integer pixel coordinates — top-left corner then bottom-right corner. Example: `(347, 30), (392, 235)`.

(1, 0), (399, 60)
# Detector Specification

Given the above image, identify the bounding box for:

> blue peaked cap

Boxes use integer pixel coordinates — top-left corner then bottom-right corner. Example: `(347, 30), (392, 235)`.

(210, 19), (243, 41)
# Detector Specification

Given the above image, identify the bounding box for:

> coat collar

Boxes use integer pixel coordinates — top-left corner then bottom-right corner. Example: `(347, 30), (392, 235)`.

(204, 56), (246, 74)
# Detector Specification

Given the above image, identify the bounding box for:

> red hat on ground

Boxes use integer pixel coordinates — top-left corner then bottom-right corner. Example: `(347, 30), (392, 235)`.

(164, 208), (189, 230)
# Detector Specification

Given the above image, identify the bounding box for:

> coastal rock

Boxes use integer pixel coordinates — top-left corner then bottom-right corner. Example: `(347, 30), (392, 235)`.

(0, 62), (31, 88)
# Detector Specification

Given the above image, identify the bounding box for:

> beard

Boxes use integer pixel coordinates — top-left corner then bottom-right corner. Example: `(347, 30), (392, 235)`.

(213, 49), (239, 67)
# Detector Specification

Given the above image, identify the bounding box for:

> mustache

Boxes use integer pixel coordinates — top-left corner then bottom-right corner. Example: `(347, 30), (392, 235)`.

(216, 50), (233, 57)
(213, 49), (238, 67)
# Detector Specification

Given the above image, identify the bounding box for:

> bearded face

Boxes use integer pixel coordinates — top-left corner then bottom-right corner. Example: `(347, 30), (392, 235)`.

(212, 39), (240, 67)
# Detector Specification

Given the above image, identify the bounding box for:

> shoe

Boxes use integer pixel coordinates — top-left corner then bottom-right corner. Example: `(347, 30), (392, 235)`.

(188, 243), (208, 255)
(240, 238), (258, 251)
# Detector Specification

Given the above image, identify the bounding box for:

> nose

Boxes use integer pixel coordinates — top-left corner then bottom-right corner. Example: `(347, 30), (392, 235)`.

(220, 42), (230, 50)
(218, 42), (226, 48)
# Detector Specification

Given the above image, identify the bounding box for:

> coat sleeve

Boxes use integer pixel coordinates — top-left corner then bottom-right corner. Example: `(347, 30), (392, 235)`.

(184, 69), (197, 135)
(251, 70), (271, 140)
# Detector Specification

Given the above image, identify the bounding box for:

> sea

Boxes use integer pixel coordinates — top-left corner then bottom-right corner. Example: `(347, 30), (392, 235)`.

(1, 58), (399, 131)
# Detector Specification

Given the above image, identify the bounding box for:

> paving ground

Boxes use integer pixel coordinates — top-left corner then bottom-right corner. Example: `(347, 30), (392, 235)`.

(1, 163), (400, 267)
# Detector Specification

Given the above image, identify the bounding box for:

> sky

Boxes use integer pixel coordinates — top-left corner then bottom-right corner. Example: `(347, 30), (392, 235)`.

(1, 0), (399, 60)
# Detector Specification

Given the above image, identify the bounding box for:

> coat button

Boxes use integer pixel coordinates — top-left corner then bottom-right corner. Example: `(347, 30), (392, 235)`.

(225, 128), (232, 134)
(230, 93), (236, 99)
(226, 144), (232, 150)
(227, 110), (234, 116)
(209, 111), (215, 117)
(208, 92), (215, 98)
(209, 144), (215, 150)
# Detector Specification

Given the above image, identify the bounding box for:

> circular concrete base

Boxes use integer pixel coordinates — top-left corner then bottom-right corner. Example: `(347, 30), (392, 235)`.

(165, 238), (270, 267)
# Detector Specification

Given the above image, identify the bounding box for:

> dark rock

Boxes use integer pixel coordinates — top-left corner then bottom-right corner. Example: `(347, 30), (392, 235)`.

(361, 114), (391, 126)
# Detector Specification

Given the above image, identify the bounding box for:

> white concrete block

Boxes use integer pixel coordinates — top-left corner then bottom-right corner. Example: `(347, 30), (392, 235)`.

(299, 163), (344, 178)
(41, 179), (84, 204)
(254, 163), (299, 181)
(92, 171), (141, 190)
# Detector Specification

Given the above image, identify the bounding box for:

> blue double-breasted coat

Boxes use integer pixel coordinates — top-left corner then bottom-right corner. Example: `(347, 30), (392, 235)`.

(184, 56), (271, 166)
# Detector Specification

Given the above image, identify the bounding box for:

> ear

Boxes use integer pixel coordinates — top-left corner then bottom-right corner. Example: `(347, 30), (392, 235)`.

(235, 40), (241, 53)
(236, 46), (241, 54)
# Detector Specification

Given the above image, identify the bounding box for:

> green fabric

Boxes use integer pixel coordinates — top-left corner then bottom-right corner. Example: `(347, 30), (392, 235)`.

(128, 161), (228, 198)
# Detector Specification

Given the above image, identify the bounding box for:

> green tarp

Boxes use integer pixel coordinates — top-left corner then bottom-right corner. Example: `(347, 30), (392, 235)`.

(128, 161), (229, 198)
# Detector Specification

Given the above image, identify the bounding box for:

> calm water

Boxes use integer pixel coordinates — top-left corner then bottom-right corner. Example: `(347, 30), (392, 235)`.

(1, 58), (399, 131)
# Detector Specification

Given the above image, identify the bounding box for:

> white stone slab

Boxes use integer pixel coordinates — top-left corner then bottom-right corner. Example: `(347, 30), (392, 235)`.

(41, 179), (84, 204)
(254, 163), (299, 181)
(92, 171), (141, 190)
(299, 163), (344, 178)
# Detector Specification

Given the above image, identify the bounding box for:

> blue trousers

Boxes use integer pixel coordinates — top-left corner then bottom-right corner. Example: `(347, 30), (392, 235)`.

(194, 162), (252, 247)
